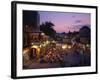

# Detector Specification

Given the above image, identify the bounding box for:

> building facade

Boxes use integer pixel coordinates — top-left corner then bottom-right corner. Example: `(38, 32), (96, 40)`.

(23, 11), (40, 47)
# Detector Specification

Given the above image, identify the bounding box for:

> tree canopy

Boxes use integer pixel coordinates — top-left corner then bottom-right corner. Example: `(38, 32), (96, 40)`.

(40, 21), (56, 38)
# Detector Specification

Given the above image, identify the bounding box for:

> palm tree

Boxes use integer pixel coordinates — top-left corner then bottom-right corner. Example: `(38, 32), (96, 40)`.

(40, 21), (56, 38)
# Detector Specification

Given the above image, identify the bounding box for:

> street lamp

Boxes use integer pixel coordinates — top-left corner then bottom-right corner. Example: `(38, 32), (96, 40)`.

(62, 45), (67, 49)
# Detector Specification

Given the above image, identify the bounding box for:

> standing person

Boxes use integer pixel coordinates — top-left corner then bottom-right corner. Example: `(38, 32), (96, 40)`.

(29, 48), (37, 61)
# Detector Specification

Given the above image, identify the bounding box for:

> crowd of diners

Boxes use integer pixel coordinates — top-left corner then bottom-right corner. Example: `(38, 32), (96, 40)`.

(23, 40), (90, 67)
(38, 42), (90, 67)
(39, 47), (67, 63)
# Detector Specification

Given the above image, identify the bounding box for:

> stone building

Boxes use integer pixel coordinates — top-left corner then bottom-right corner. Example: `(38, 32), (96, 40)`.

(23, 11), (40, 47)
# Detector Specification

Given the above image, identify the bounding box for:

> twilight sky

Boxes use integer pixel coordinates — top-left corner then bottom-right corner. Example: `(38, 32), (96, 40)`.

(39, 11), (91, 33)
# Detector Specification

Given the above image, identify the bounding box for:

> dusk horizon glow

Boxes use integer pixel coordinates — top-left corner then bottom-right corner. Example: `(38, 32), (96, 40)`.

(39, 11), (91, 33)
